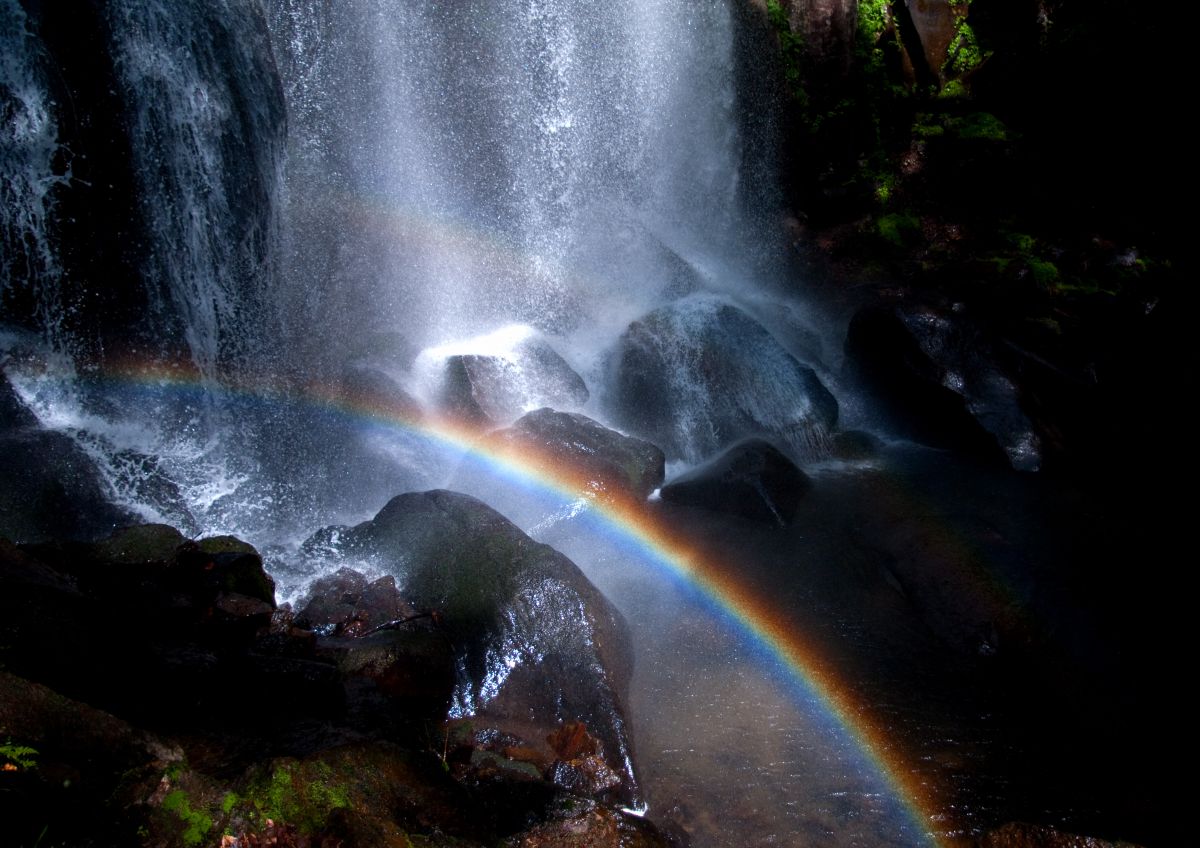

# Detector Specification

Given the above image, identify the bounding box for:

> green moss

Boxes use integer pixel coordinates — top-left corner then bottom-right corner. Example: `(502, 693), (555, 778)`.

(161, 790), (214, 848)
(873, 171), (898, 204)
(197, 535), (258, 556)
(876, 212), (922, 247)
(938, 79), (968, 99)
(221, 792), (239, 815)
(1028, 258), (1061, 287)
(1005, 232), (1037, 254)
(952, 111), (1008, 141)
(241, 760), (351, 835)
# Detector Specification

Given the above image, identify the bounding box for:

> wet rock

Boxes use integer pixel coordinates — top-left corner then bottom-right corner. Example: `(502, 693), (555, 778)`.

(308, 489), (641, 808)
(295, 567), (418, 635)
(487, 408), (665, 500)
(0, 380), (137, 543)
(502, 799), (672, 848)
(228, 743), (483, 844)
(977, 822), (1145, 848)
(316, 628), (456, 731)
(91, 523), (187, 564)
(844, 303), (1042, 471)
(831, 429), (882, 460)
(660, 439), (811, 525)
(105, 447), (199, 535)
(335, 364), (423, 421)
(0, 372), (38, 428)
(606, 295), (837, 463)
(438, 337), (589, 427)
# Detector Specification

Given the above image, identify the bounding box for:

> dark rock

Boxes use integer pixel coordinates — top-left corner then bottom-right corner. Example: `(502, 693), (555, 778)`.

(91, 523), (186, 564)
(0, 670), (184, 848)
(105, 447), (199, 536)
(0, 372), (38, 428)
(844, 303), (1042, 470)
(502, 799), (672, 848)
(977, 822), (1144, 848)
(230, 743), (484, 843)
(606, 295), (837, 463)
(316, 628), (456, 728)
(487, 408), (665, 500)
(0, 412), (137, 544)
(660, 439), (811, 525)
(336, 365), (423, 422)
(296, 567), (418, 635)
(306, 489), (641, 808)
(831, 429), (882, 460)
(438, 336), (589, 427)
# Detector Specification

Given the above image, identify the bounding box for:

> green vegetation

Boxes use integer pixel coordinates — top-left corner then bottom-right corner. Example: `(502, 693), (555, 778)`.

(942, 1), (989, 83)
(240, 760), (351, 835)
(858, 0), (891, 44)
(765, 0), (806, 104)
(1, 738), (38, 770)
(161, 790), (214, 848)
(876, 212), (921, 247)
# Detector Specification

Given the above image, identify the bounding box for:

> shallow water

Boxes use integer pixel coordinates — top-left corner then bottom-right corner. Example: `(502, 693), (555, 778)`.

(519, 444), (1161, 847)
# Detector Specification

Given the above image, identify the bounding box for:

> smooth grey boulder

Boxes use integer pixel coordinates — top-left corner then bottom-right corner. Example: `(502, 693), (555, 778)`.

(606, 295), (837, 463)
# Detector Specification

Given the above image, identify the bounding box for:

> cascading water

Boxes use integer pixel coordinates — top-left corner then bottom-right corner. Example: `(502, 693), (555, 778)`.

(1, 3), (938, 846)
(265, 0), (788, 366)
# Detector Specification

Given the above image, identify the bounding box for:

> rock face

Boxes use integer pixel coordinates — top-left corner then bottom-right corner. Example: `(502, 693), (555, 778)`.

(306, 489), (641, 809)
(1, 523), (671, 847)
(487, 408), (666, 501)
(0, 373), (136, 543)
(660, 438), (811, 525)
(606, 295), (838, 463)
(437, 337), (589, 427)
(844, 303), (1042, 471)
(295, 567), (418, 636)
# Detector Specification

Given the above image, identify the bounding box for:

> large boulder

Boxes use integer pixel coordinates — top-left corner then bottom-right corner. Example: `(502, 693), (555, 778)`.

(486, 408), (665, 501)
(844, 303), (1041, 470)
(429, 333), (589, 427)
(659, 438), (811, 525)
(0, 373), (137, 543)
(305, 489), (641, 809)
(605, 295), (838, 463)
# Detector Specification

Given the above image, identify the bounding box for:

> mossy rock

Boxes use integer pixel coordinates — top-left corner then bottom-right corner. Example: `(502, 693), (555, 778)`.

(229, 743), (473, 840)
(91, 524), (186, 565)
(197, 535), (258, 556)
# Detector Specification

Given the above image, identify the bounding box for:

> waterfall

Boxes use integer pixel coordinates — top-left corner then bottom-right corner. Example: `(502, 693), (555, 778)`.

(1, 0), (814, 542)
(0, 0), (71, 356)
(265, 0), (779, 370)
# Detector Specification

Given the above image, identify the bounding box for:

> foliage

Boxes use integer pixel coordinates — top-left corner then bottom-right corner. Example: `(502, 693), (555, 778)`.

(876, 212), (921, 247)
(765, 0), (806, 104)
(240, 760), (350, 835)
(0, 738), (38, 770)
(858, 0), (891, 44)
(942, 1), (990, 83)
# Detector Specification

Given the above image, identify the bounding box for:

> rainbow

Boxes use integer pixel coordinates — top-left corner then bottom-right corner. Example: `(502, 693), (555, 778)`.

(14, 361), (948, 845)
